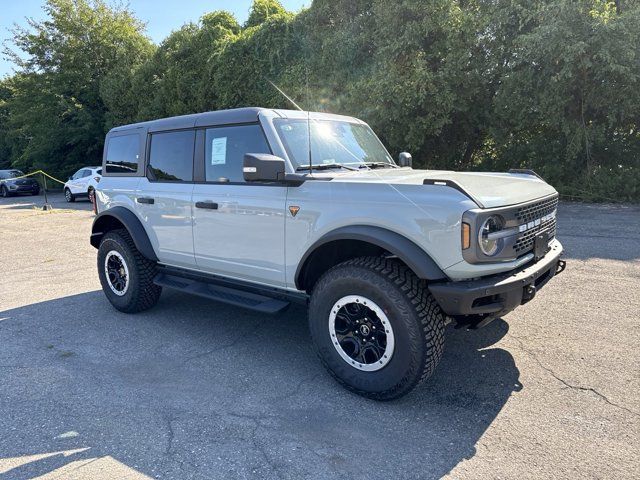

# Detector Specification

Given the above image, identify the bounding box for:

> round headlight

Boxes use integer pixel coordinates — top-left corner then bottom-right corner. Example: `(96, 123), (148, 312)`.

(478, 215), (504, 256)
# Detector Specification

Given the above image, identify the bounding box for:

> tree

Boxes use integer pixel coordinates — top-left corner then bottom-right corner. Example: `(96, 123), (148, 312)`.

(3, 0), (153, 177)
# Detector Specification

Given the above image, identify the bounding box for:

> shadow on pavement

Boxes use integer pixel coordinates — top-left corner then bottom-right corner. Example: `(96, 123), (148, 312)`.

(0, 192), (93, 212)
(0, 289), (520, 479)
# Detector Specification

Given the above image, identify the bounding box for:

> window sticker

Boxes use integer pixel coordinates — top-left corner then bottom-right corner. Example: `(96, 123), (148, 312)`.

(211, 137), (227, 165)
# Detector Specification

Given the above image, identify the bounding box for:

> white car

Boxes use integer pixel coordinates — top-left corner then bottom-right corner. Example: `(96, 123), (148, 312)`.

(64, 166), (102, 203)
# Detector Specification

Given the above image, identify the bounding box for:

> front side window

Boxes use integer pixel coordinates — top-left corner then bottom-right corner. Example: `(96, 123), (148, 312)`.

(72, 169), (84, 180)
(105, 134), (140, 174)
(205, 124), (271, 182)
(148, 130), (195, 182)
(274, 119), (394, 170)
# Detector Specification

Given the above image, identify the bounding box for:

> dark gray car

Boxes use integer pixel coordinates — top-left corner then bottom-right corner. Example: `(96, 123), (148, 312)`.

(0, 169), (40, 197)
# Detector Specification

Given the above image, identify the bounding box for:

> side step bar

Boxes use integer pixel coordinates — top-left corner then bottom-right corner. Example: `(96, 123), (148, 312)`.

(154, 273), (291, 314)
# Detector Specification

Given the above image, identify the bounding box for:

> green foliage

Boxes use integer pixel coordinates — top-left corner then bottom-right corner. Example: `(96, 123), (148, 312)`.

(0, 0), (638, 201)
(0, 0), (153, 179)
(245, 0), (288, 28)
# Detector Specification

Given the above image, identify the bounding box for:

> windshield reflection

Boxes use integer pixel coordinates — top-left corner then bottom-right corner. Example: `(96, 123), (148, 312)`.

(274, 118), (395, 171)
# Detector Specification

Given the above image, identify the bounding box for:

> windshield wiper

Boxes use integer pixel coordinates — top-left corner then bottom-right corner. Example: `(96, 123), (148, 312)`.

(358, 162), (397, 169)
(296, 163), (359, 172)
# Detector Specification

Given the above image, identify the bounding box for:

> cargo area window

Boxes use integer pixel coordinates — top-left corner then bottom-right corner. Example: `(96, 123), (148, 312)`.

(105, 134), (140, 174)
(205, 124), (271, 183)
(148, 130), (195, 182)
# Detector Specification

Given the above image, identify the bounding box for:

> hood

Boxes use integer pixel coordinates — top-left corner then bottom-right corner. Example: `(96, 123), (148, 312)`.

(327, 168), (557, 208)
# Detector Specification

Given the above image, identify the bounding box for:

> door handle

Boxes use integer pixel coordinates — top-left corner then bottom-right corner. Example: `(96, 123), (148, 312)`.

(195, 201), (218, 210)
(136, 197), (154, 204)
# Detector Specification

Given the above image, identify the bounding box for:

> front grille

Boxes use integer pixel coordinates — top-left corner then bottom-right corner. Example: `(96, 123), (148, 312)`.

(513, 196), (558, 254)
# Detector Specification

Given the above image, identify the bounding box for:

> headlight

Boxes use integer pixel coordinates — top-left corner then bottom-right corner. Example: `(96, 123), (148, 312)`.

(478, 215), (504, 256)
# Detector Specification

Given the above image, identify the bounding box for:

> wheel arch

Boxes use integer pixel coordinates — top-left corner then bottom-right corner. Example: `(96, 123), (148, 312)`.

(295, 225), (446, 292)
(90, 206), (158, 262)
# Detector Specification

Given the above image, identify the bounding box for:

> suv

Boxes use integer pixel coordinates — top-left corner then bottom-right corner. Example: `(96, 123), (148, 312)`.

(64, 166), (102, 203)
(90, 108), (565, 400)
(0, 169), (40, 197)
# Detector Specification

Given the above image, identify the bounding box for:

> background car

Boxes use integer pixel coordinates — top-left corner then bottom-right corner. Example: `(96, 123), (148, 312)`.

(0, 169), (40, 197)
(64, 166), (102, 203)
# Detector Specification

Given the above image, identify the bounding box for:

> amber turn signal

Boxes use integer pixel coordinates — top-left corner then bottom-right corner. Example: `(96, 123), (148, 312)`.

(462, 222), (471, 250)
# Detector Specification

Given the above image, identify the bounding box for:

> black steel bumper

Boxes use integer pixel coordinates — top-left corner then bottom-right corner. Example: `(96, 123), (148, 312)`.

(429, 242), (565, 318)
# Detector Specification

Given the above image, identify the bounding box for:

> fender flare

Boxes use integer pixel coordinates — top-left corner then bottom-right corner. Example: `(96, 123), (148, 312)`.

(90, 206), (158, 261)
(295, 225), (446, 289)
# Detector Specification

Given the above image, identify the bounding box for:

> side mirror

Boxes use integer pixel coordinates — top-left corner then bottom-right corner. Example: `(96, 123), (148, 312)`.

(68, 176), (73, 181)
(243, 153), (286, 182)
(398, 152), (413, 168)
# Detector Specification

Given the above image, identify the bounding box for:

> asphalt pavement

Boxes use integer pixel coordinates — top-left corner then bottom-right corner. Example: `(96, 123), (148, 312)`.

(0, 192), (638, 479)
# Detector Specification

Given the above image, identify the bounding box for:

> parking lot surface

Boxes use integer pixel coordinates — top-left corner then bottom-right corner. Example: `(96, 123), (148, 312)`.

(1, 192), (638, 479)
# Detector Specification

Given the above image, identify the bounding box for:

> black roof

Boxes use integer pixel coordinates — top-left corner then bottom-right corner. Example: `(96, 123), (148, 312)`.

(109, 107), (268, 134)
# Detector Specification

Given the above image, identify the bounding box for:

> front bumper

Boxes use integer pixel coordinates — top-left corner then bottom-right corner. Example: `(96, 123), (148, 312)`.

(8, 183), (39, 193)
(429, 241), (565, 318)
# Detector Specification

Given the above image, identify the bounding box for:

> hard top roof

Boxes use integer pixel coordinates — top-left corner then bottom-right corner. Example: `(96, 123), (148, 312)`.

(108, 107), (364, 134)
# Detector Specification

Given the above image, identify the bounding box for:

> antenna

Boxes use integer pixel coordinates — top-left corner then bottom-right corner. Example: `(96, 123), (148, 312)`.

(306, 68), (312, 173)
(267, 78), (313, 173)
(307, 109), (312, 173)
(266, 79), (303, 111)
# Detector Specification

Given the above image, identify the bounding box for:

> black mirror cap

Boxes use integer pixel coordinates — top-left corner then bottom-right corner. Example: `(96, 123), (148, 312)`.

(398, 152), (413, 168)
(243, 153), (286, 182)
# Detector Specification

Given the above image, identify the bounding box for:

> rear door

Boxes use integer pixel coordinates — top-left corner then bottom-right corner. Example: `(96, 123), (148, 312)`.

(69, 169), (86, 194)
(192, 124), (287, 286)
(76, 169), (92, 194)
(135, 129), (196, 268)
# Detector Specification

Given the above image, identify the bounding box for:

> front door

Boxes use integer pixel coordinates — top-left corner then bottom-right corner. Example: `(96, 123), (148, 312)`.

(135, 129), (196, 269)
(192, 124), (286, 287)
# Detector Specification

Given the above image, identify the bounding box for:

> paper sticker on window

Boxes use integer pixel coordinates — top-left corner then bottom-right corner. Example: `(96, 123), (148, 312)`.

(211, 137), (227, 165)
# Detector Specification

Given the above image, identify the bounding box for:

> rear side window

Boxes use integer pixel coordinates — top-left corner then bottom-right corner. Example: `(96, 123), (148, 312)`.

(148, 130), (195, 182)
(105, 134), (140, 174)
(205, 124), (271, 182)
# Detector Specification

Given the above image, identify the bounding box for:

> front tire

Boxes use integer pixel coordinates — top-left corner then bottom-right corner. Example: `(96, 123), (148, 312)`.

(97, 229), (162, 313)
(64, 188), (75, 202)
(1, 185), (10, 198)
(309, 257), (446, 400)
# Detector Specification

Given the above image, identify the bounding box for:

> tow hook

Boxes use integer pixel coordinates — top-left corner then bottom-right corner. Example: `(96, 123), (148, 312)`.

(556, 259), (567, 275)
(522, 284), (536, 304)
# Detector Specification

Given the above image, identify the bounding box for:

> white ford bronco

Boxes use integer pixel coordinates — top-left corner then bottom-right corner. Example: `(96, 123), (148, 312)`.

(91, 107), (566, 400)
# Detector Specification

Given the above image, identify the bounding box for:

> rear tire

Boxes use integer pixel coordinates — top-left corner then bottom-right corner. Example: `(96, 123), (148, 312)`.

(309, 257), (446, 400)
(64, 188), (75, 202)
(87, 187), (95, 204)
(97, 229), (162, 313)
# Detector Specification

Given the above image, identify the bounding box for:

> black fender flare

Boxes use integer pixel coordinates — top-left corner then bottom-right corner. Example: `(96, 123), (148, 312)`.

(295, 225), (446, 289)
(90, 206), (158, 261)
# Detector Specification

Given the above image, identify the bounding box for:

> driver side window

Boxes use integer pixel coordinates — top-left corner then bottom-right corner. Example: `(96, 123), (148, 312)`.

(204, 124), (271, 183)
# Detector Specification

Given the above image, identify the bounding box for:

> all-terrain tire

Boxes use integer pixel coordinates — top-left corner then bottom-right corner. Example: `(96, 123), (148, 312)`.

(308, 256), (446, 400)
(97, 229), (161, 313)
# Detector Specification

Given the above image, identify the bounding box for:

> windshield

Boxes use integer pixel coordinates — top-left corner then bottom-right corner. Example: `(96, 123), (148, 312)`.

(274, 119), (394, 170)
(2, 170), (25, 179)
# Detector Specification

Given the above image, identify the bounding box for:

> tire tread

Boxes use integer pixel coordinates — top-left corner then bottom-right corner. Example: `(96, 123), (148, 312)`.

(310, 256), (446, 400)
